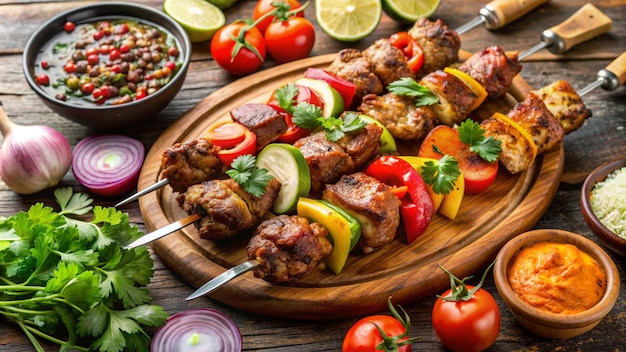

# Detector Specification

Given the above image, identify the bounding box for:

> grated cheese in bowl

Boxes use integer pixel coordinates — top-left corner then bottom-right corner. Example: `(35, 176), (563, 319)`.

(590, 166), (626, 239)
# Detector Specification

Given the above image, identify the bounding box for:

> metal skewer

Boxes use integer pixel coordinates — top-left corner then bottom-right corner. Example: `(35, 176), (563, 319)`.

(518, 3), (612, 60)
(577, 51), (626, 97)
(186, 260), (260, 301)
(456, 0), (550, 35)
(122, 213), (200, 249)
(116, 178), (169, 207)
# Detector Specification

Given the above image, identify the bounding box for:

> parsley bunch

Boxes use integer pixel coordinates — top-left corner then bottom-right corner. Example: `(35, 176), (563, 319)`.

(226, 155), (274, 197)
(0, 188), (168, 352)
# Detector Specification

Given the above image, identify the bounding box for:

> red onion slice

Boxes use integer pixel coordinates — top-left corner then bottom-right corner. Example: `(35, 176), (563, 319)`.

(151, 308), (242, 352)
(72, 134), (145, 197)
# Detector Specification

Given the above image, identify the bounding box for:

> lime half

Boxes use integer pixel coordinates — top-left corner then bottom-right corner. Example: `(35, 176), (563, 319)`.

(382, 0), (441, 24)
(315, 0), (382, 42)
(163, 0), (226, 42)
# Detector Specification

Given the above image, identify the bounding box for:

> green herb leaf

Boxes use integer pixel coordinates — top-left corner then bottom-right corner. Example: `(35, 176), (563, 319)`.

(273, 82), (299, 114)
(420, 155), (461, 195)
(319, 112), (367, 142)
(291, 101), (324, 129)
(226, 155), (274, 197)
(387, 77), (439, 106)
(458, 119), (502, 162)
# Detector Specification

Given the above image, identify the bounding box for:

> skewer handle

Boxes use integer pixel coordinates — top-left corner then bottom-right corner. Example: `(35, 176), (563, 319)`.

(480, 0), (550, 30)
(541, 3), (612, 55)
(603, 51), (626, 90)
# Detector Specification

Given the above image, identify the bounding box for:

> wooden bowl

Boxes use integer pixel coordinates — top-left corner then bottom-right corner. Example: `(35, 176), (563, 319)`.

(580, 158), (626, 257)
(493, 229), (620, 339)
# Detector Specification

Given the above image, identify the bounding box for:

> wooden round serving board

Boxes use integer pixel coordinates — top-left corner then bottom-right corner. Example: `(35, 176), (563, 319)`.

(138, 53), (564, 320)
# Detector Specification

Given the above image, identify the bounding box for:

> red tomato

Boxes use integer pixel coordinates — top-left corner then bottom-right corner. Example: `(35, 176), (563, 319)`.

(217, 129), (257, 167)
(211, 23), (266, 76)
(206, 121), (247, 148)
(253, 0), (304, 34)
(419, 125), (498, 195)
(268, 85), (322, 143)
(265, 17), (315, 63)
(343, 315), (410, 352)
(304, 67), (356, 109)
(432, 286), (500, 352)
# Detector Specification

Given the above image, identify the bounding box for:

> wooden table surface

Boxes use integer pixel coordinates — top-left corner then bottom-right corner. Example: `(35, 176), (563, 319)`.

(1, 0), (625, 351)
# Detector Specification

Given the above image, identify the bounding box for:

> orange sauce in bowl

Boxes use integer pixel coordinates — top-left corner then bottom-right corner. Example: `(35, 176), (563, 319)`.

(507, 242), (606, 314)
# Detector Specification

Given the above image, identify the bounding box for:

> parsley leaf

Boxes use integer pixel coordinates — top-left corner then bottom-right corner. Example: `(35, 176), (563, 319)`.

(226, 155), (274, 197)
(420, 155), (462, 195)
(458, 119), (502, 162)
(273, 82), (299, 114)
(292, 101), (324, 129)
(319, 112), (368, 142)
(387, 77), (439, 106)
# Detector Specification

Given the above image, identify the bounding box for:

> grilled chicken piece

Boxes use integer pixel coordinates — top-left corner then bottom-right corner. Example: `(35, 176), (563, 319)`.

(507, 92), (564, 154)
(362, 38), (414, 86)
(161, 138), (225, 193)
(294, 124), (382, 194)
(322, 172), (401, 254)
(458, 46), (522, 99)
(532, 80), (592, 134)
(229, 103), (288, 151)
(358, 93), (439, 140)
(408, 18), (461, 77)
(178, 178), (281, 240)
(327, 48), (384, 108)
(419, 70), (478, 126)
(247, 215), (333, 284)
(481, 117), (536, 174)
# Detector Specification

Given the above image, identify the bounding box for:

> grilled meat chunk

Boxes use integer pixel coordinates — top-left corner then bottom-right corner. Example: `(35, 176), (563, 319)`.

(481, 117), (536, 174)
(532, 80), (592, 134)
(358, 93), (439, 140)
(179, 178), (281, 240)
(408, 18), (461, 77)
(229, 103), (288, 151)
(507, 92), (564, 154)
(362, 38), (414, 86)
(247, 215), (333, 284)
(322, 172), (401, 254)
(161, 137), (225, 193)
(294, 124), (382, 194)
(327, 48), (384, 108)
(419, 70), (478, 126)
(458, 46), (522, 99)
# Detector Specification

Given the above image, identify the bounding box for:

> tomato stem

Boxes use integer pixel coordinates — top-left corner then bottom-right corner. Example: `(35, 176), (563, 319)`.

(437, 261), (495, 302)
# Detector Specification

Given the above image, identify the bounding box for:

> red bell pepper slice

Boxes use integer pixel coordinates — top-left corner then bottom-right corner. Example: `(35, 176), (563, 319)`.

(389, 32), (425, 73)
(304, 67), (356, 109)
(364, 155), (434, 243)
(217, 129), (257, 168)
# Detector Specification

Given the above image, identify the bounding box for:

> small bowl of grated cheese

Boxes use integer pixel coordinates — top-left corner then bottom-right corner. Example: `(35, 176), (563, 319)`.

(581, 157), (626, 257)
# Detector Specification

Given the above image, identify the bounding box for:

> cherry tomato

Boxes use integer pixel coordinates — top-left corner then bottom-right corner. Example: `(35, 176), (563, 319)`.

(419, 125), (498, 195)
(432, 285), (500, 352)
(63, 21), (75, 33)
(87, 54), (99, 65)
(80, 82), (95, 95)
(109, 48), (121, 61)
(63, 62), (76, 73)
(211, 22), (266, 76)
(35, 74), (49, 86)
(206, 121), (248, 148)
(342, 298), (417, 352)
(135, 88), (147, 100)
(41, 60), (49, 69)
(265, 17), (315, 63)
(253, 0), (304, 34)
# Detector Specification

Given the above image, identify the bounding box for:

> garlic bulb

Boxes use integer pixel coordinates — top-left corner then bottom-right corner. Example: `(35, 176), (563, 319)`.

(0, 105), (72, 194)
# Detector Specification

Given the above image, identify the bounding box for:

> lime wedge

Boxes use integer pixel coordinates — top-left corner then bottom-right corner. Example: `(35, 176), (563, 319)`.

(315, 0), (382, 42)
(163, 0), (226, 42)
(205, 0), (238, 10)
(382, 0), (441, 24)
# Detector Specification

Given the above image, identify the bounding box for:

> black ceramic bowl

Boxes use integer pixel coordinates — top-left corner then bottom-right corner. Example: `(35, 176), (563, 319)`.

(580, 157), (626, 257)
(23, 2), (191, 129)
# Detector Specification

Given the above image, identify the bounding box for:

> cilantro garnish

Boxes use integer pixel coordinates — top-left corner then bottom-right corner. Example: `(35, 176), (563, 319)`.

(458, 119), (502, 162)
(0, 187), (168, 352)
(387, 77), (439, 106)
(226, 154), (274, 197)
(420, 155), (462, 195)
(274, 82), (300, 114)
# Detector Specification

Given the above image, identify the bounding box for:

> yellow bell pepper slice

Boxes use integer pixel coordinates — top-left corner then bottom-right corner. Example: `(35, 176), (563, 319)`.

(444, 67), (488, 111)
(296, 197), (360, 274)
(438, 171), (465, 220)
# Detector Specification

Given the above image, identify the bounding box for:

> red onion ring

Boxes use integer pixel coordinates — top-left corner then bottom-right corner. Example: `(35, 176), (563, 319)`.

(72, 134), (144, 197)
(151, 308), (242, 352)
